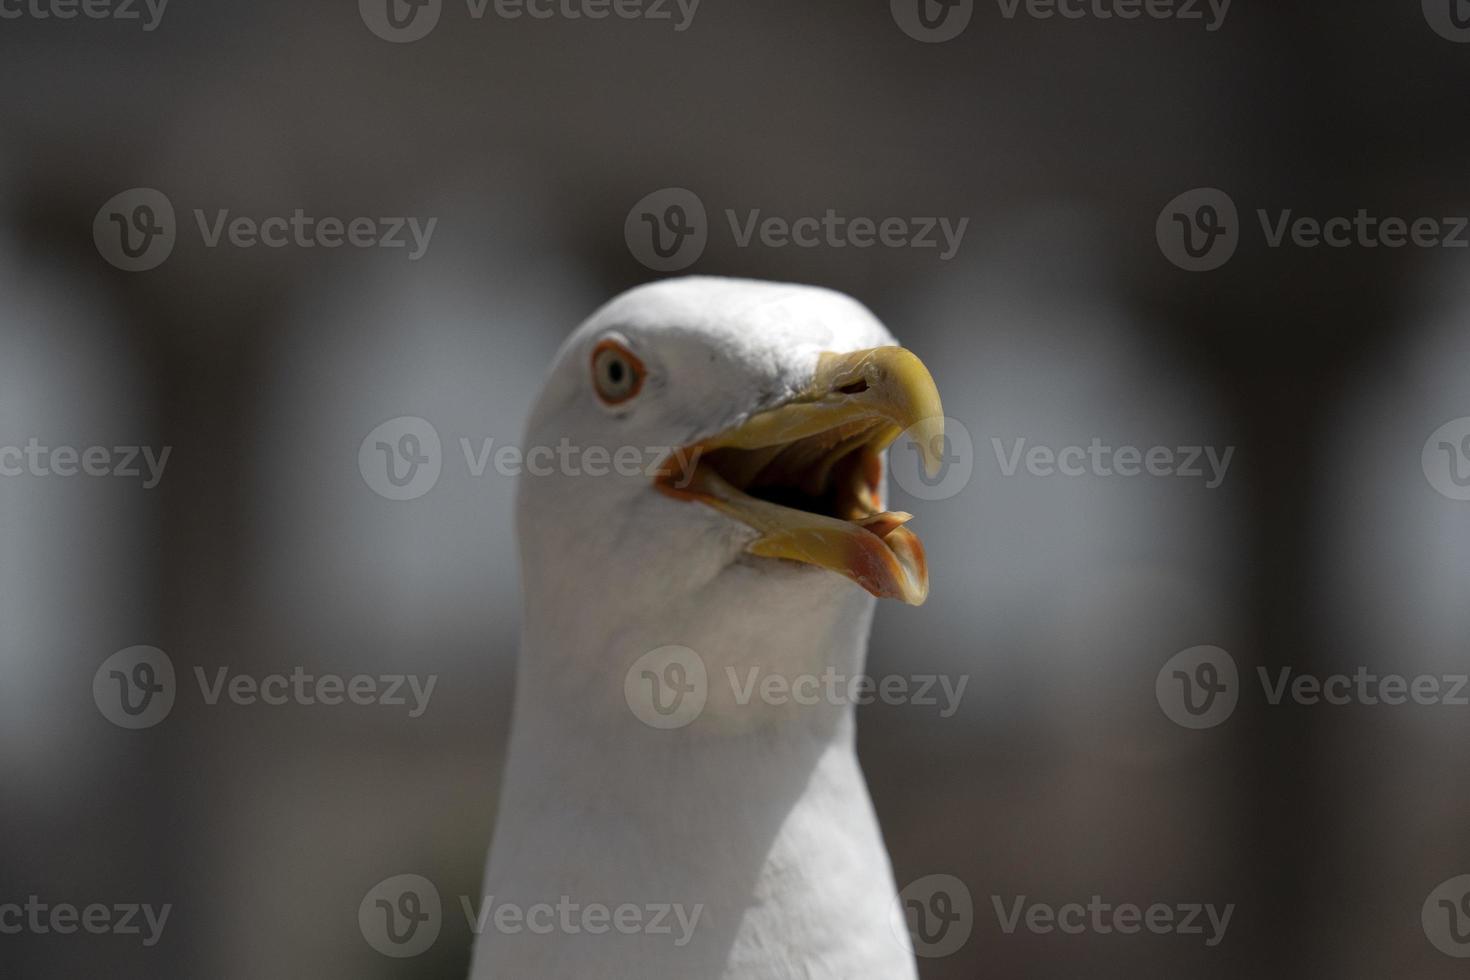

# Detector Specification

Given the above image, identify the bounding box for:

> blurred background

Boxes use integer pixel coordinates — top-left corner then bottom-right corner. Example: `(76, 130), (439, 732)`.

(3, 0), (1470, 977)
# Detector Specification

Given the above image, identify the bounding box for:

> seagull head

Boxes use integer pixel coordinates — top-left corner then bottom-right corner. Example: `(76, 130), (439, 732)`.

(517, 276), (944, 614)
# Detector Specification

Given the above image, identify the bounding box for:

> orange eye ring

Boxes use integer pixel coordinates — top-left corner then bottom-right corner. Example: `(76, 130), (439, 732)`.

(591, 338), (646, 406)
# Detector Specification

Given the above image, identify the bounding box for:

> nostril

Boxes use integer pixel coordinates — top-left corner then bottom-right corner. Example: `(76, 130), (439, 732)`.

(837, 379), (869, 395)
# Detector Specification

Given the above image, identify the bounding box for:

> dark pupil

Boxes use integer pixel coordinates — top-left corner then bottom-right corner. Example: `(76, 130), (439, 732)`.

(607, 359), (625, 385)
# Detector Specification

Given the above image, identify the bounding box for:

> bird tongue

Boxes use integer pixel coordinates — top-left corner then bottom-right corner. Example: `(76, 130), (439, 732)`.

(671, 461), (930, 606)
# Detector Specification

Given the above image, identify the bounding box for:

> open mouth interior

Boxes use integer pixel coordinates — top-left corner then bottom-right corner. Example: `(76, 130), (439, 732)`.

(660, 416), (910, 527)
(655, 416), (928, 603)
(703, 418), (887, 521)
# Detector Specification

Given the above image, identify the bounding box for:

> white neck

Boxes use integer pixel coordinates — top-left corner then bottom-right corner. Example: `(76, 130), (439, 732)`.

(470, 549), (917, 980)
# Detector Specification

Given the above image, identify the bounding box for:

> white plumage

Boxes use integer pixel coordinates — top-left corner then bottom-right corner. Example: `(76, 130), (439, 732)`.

(470, 277), (937, 979)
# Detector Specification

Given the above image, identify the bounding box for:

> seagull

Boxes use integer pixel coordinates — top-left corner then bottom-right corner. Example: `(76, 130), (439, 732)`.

(469, 277), (944, 979)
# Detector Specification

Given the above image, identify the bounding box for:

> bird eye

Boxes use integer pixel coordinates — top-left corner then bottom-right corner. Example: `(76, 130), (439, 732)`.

(591, 339), (645, 405)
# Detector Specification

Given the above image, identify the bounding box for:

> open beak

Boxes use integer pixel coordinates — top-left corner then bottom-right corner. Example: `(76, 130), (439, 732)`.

(656, 347), (944, 605)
